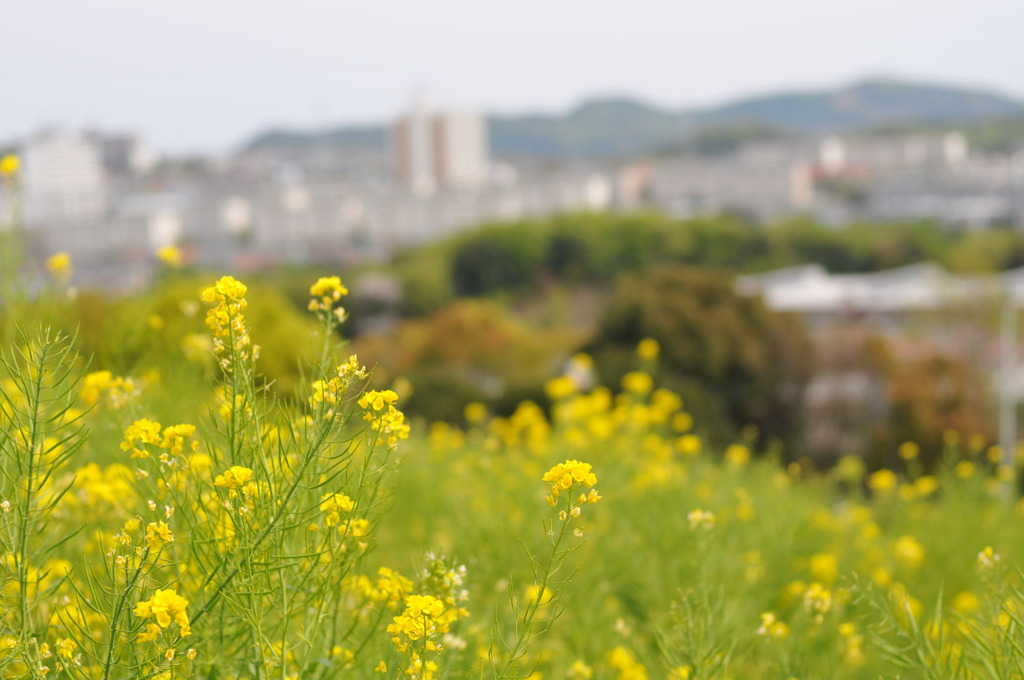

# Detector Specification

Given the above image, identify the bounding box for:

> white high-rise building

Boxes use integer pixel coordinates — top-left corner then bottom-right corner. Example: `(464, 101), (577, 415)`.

(394, 95), (438, 197)
(23, 130), (106, 224)
(433, 111), (489, 188)
(393, 96), (489, 196)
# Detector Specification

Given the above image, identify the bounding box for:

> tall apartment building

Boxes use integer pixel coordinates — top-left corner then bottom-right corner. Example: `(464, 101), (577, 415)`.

(23, 130), (107, 224)
(393, 97), (489, 196)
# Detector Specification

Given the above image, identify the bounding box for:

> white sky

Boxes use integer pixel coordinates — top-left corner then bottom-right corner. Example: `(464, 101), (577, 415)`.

(4, 0), (1023, 153)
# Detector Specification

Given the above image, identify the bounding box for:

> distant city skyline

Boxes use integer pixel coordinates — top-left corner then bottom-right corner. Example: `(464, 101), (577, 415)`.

(5, 0), (1023, 153)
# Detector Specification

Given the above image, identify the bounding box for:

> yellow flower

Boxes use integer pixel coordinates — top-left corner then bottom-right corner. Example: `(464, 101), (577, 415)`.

(159, 423), (197, 457)
(121, 419), (163, 458)
(898, 441), (920, 461)
(952, 590), (981, 615)
(954, 460), (976, 480)
(359, 390), (399, 411)
(214, 466), (254, 493)
(201, 275), (247, 303)
(803, 582), (833, 621)
(157, 244), (182, 268)
(137, 623), (161, 643)
(542, 460), (598, 500)
(606, 647), (648, 680)
(200, 276), (256, 368)
(621, 371), (653, 395)
(464, 401), (488, 423)
(320, 492), (355, 527)
(545, 375), (577, 401)
(893, 535), (925, 571)
(687, 508), (715, 531)
(145, 521), (175, 551)
(46, 252), (73, 281)
(386, 594), (448, 651)
(524, 584), (554, 607)
(134, 588), (190, 637)
(309, 276), (348, 301)
(809, 552), (838, 585)
(308, 276), (349, 321)
(568, 660), (594, 679)
(868, 468), (898, 493)
(637, 338), (660, 361)
(977, 545), (1000, 570)
(757, 611), (790, 639)
(360, 390), (410, 447)
(0, 154), (19, 177)
(725, 444), (750, 469)
(54, 638), (75, 660)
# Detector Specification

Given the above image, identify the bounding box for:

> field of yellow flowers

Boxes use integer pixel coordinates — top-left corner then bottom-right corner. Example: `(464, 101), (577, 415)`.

(5, 255), (1024, 679)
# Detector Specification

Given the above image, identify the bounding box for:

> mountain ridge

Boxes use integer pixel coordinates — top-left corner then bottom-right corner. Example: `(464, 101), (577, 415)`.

(241, 77), (1024, 158)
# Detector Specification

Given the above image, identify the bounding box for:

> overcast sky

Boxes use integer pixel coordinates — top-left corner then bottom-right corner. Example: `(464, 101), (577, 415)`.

(4, 0), (1023, 153)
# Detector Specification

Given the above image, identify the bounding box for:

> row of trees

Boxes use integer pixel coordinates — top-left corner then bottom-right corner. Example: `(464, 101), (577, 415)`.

(394, 212), (1024, 314)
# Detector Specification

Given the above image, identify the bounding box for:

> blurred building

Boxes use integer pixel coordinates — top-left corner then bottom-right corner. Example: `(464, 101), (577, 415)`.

(86, 129), (156, 176)
(393, 96), (489, 196)
(22, 130), (107, 224)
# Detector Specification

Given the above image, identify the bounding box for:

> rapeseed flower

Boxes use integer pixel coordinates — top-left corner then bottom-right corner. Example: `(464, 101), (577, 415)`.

(46, 252), (73, 282)
(308, 276), (349, 324)
(542, 460), (597, 497)
(607, 646), (648, 680)
(977, 545), (1000, 570)
(637, 337), (660, 361)
(157, 244), (182, 268)
(387, 594), (448, 651)
(868, 469), (898, 493)
(621, 371), (653, 395)
(201, 275), (257, 368)
(687, 508), (715, 531)
(360, 390), (410, 447)
(898, 441), (920, 461)
(757, 611), (790, 639)
(214, 466), (255, 498)
(0, 154), (19, 177)
(145, 521), (175, 551)
(134, 589), (190, 637)
(121, 419), (163, 458)
(320, 492), (355, 527)
(803, 582), (832, 622)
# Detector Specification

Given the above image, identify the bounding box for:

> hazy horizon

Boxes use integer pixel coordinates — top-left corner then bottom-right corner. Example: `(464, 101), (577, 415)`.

(5, 0), (1023, 154)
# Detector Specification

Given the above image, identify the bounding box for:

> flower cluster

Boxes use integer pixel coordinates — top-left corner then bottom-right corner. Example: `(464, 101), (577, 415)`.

(121, 419), (199, 465)
(308, 356), (369, 417)
(421, 553), (470, 628)
(320, 492), (355, 527)
(542, 460), (601, 515)
(542, 460), (597, 497)
(308, 276), (349, 325)
(687, 508), (716, 532)
(346, 567), (414, 610)
(757, 611), (789, 640)
(359, 390), (410, 447)
(213, 466), (256, 499)
(145, 521), (175, 551)
(121, 419), (163, 458)
(802, 582), (832, 622)
(977, 545), (1001, 571)
(200, 275), (258, 369)
(80, 370), (139, 409)
(387, 594), (449, 652)
(135, 588), (191, 639)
